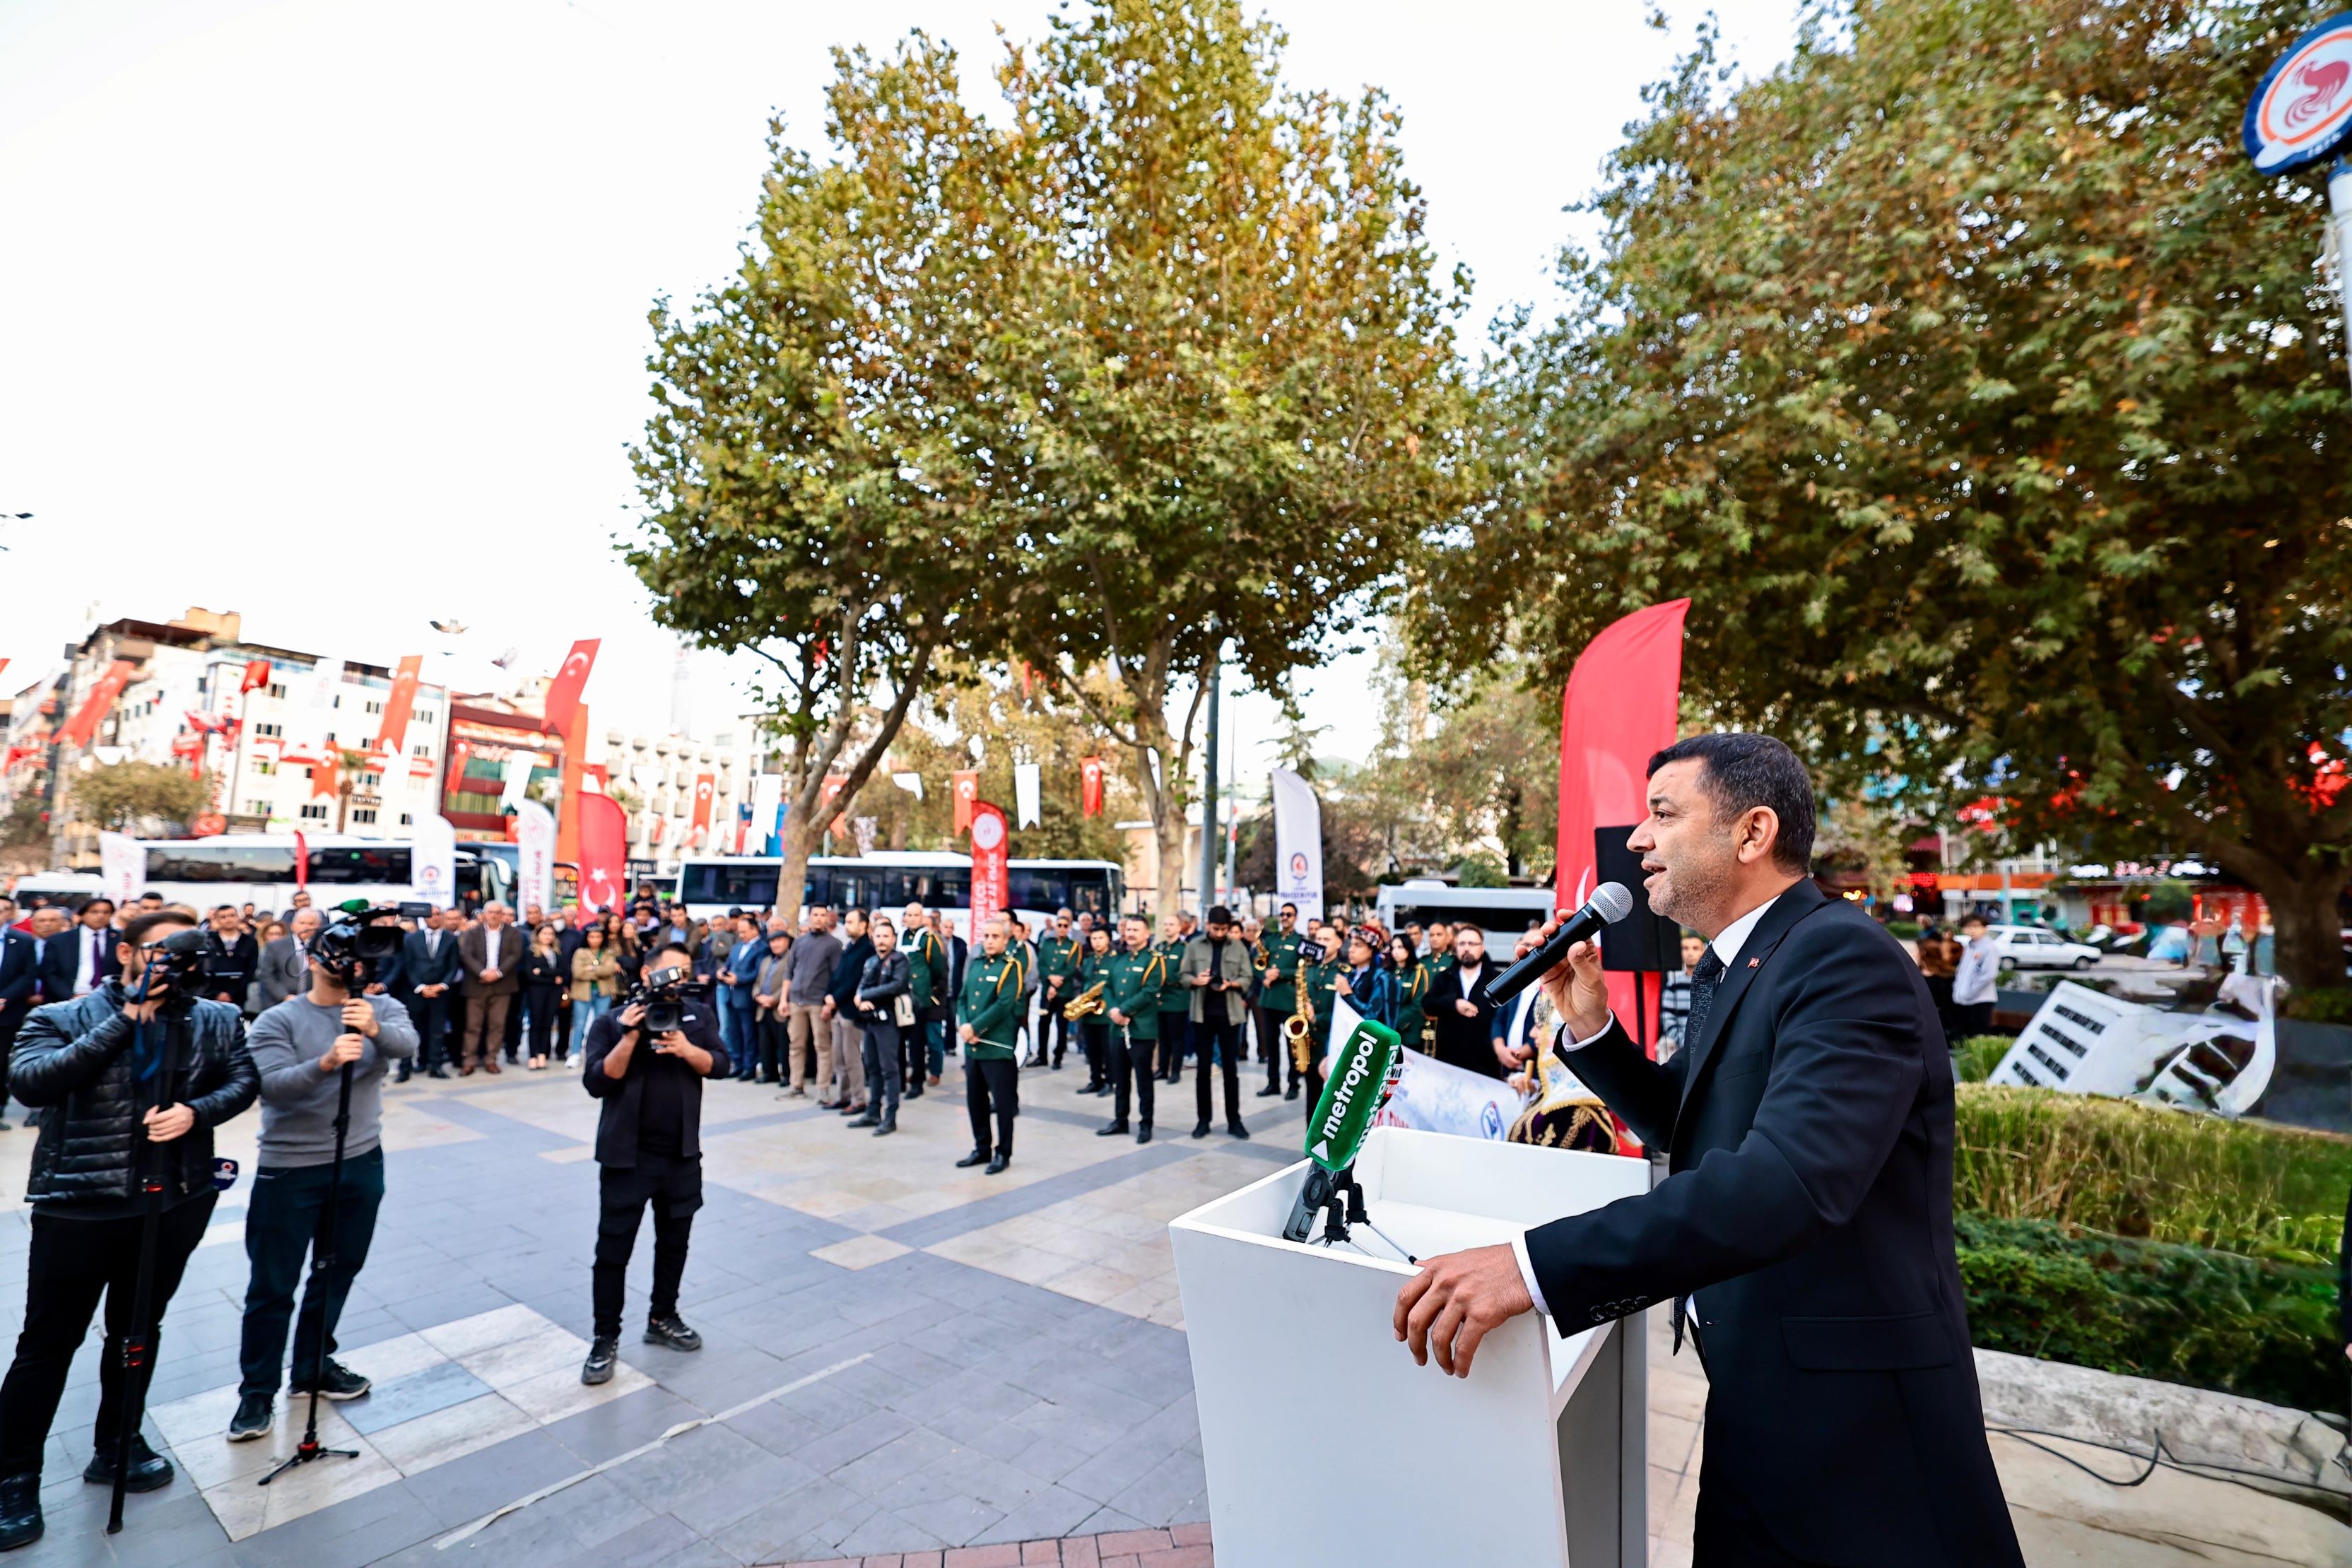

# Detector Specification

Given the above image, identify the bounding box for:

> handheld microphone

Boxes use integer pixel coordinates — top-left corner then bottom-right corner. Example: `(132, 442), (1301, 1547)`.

(1480, 882), (1635, 1008)
(1281, 1018), (1404, 1244)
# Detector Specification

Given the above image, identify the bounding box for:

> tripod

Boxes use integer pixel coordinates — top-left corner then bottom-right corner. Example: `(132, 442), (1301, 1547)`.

(107, 1008), (183, 1534)
(259, 1057), (360, 1485)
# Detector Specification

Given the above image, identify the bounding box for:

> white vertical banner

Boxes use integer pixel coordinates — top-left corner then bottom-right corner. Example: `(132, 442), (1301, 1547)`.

(375, 721), (413, 829)
(751, 770), (784, 854)
(515, 799), (555, 914)
(287, 658), (343, 760)
(99, 831), (143, 907)
(498, 749), (535, 813)
(1271, 766), (1325, 923)
(411, 810), (457, 907)
(1013, 762), (1042, 828)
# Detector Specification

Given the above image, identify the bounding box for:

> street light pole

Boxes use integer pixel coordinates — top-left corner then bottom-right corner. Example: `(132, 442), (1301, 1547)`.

(1199, 646), (1221, 912)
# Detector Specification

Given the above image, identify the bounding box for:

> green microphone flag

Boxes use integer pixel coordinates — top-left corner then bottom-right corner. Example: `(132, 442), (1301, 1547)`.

(1283, 1018), (1403, 1244)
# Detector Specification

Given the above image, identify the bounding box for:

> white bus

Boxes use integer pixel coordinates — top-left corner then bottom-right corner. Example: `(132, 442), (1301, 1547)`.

(1374, 880), (1559, 950)
(673, 851), (1124, 939)
(119, 834), (519, 914)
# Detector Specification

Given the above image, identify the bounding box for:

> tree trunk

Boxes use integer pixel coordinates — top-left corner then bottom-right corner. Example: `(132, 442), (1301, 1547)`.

(2266, 869), (2348, 994)
(1129, 705), (1187, 919)
(773, 821), (814, 930)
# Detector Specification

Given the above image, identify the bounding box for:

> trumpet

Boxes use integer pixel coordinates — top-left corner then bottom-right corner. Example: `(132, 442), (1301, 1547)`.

(1064, 980), (1107, 1020)
(1282, 967), (1316, 1074)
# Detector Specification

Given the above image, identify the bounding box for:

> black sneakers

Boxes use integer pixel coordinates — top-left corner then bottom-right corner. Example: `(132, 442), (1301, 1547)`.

(80, 1434), (172, 1492)
(581, 1335), (618, 1385)
(227, 1391), (274, 1442)
(291, 1359), (370, 1400)
(644, 1315), (702, 1352)
(0, 1473), (39, 1551)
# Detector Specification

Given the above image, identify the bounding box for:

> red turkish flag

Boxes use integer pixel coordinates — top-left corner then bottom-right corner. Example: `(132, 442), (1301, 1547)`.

(951, 770), (979, 835)
(577, 791), (629, 913)
(240, 659), (272, 695)
(1079, 755), (1105, 818)
(690, 773), (715, 834)
(543, 639), (600, 735)
(819, 774), (850, 837)
(60, 659), (136, 748)
(968, 803), (1009, 931)
(1556, 598), (1689, 1062)
(376, 654), (423, 750)
(310, 751), (341, 800)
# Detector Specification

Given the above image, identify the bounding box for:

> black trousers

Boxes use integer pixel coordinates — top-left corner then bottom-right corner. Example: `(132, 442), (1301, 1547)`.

(1041, 995), (1069, 1063)
(404, 993), (452, 1071)
(239, 1148), (385, 1396)
(898, 1017), (926, 1087)
(0, 1010), (20, 1108)
(1257, 1006), (1299, 1090)
(0, 1192), (216, 1478)
(1081, 1020), (1108, 1088)
(592, 1153), (702, 1339)
(1194, 1015), (1244, 1124)
(964, 1056), (1018, 1158)
(1110, 1025), (1156, 1125)
(860, 1022), (902, 1120)
(755, 1010), (787, 1080)
(526, 985), (563, 1059)
(1157, 1010), (1191, 1079)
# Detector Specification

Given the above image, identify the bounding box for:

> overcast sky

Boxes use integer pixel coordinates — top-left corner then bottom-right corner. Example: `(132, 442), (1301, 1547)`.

(0, 0), (1801, 794)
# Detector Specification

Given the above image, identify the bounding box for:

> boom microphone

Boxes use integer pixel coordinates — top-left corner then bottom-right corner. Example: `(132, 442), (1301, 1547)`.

(1480, 882), (1635, 1007)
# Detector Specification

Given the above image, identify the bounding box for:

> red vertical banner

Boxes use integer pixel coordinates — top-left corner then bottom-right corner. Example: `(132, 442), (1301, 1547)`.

(376, 654), (423, 750)
(951, 770), (979, 835)
(293, 829), (310, 890)
(542, 639), (600, 735)
(690, 773), (715, 836)
(1078, 755), (1105, 817)
(240, 659), (272, 694)
(969, 803), (1009, 931)
(1556, 599), (1690, 1053)
(577, 791), (628, 912)
(60, 659), (136, 748)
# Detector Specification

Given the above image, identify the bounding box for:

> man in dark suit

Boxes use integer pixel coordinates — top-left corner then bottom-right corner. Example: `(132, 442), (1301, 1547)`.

(1418, 924), (1503, 1078)
(0, 906), (37, 1128)
(457, 902), (526, 1074)
(200, 904), (261, 1012)
(255, 908), (320, 1011)
(37, 898), (119, 1004)
(1395, 733), (2021, 1567)
(397, 908), (461, 1080)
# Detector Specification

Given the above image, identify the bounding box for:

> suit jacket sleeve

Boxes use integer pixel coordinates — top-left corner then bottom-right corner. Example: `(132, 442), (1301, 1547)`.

(1525, 926), (1926, 1328)
(457, 929), (487, 983)
(1554, 1017), (1686, 1150)
(0, 935), (33, 1006)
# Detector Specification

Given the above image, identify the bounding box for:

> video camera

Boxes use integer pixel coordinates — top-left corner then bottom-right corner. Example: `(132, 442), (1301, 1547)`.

(133, 927), (216, 1010)
(312, 904), (406, 986)
(624, 965), (706, 1035)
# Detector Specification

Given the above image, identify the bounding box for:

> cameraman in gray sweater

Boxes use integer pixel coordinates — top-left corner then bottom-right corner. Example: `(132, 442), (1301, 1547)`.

(226, 910), (417, 1442)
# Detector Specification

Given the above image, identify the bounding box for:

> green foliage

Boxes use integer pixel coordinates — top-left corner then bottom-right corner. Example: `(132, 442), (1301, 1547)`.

(70, 764), (213, 832)
(1953, 1085), (2352, 1262)
(1956, 1214), (2341, 1414)
(2137, 879), (2195, 926)
(1410, 0), (2352, 986)
(1885, 919), (1921, 939)
(1, 793), (46, 849)
(879, 668), (1132, 865)
(1950, 1034), (2012, 1084)
(1455, 851), (1508, 888)
(2284, 986), (2352, 1025)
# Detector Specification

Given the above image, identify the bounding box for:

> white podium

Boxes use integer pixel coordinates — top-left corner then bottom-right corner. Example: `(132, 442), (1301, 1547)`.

(1170, 1126), (1652, 1568)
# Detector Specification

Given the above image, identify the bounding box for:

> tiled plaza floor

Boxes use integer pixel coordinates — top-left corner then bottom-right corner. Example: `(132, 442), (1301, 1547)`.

(5, 1041), (2346, 1567)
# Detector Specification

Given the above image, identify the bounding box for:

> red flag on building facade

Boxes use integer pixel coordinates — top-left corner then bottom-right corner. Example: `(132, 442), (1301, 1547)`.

(951, 770), (979, 835)
(240, 659), (272, 694)
(1079, 756), (1105, 817)
(690, 773), (715, 835)
(1555, 599), (1690, 1059)
(969, 803), (1009, 931)
(542, 640), (600, 736)
(60, 660), (136, 748)
(376, 654), (423, 750)
(577, 791), (629, 912)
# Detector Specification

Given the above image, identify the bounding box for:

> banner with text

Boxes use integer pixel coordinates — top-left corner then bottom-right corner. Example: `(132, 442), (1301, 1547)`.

(1271, 766), (1324, 923)
(969, 802), (1009, 931)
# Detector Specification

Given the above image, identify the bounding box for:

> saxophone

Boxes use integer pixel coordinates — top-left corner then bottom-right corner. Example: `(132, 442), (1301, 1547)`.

(1283, 958), (1317, 1073)
(1064, 980), (1107, 1020)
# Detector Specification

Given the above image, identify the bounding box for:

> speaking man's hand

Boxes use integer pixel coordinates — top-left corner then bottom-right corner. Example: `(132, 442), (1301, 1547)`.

(1393, 1243), (1532, 1378)
(1535, 916), (1613, 1042)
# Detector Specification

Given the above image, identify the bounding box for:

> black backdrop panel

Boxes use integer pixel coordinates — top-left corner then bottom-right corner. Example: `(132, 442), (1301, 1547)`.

(1594, 825), (1681, 972)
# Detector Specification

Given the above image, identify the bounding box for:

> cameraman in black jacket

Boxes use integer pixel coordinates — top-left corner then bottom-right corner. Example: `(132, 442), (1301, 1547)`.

(0, 909), (259, 1550)
(577, 941), (727, 1387)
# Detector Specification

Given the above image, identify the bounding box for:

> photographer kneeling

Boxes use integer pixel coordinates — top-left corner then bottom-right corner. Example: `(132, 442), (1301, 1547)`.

(0, 911), (259, 1551)
(229, 907), (418, 1440)
(580, 942), (728, 1386)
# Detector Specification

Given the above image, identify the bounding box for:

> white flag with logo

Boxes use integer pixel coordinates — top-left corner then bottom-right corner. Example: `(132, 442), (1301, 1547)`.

(286, 658), (343, 762)
(1013, 762), (1041, 828)
(1271, 766), (1324, 922)
(499, 749), (535, 813)
(99, 832), (143, 907)
(515, 799), (555, 914)
(751, 771), (784, 853)
(411, 810), (457, 908)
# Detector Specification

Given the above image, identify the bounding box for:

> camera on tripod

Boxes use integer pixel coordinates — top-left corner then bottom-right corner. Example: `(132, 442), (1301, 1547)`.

(136, 927), (216, 1008)
(625, 967), (705, 1034)
(311, 905), (406, 986)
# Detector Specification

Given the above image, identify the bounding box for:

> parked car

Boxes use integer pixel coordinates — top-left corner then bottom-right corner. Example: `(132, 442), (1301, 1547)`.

(1987, 924), (2103, 970)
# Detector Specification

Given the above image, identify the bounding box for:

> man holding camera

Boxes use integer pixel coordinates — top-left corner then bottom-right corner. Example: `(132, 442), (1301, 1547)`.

(579, 942), (728, 1386)
(228, 913), (418, 1440)
(0, 910), (259, 1550)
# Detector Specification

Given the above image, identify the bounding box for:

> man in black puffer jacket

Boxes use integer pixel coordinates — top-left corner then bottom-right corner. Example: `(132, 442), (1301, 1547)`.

(0, 908), (259, 1551)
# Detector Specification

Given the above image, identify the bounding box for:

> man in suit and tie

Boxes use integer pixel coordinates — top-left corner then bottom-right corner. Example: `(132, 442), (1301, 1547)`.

(1394, 733), (2022, 1567)
(397, 907), (461, 1080)
(457, 902), (526, 1075)
(0, 899), (37, 1129)
(255, 908), (321, 1011)
(37, 897), (120, 1005)
(1417, 924), (1503, 1078)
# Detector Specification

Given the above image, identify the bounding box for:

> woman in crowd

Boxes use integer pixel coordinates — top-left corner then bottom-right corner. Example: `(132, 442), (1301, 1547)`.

(569, 924), (621, 1061)
(1388, 933), (1433, 1050)
(522, 923), (568, 1068)
(1334, 931), (1396, 1034)
(607, 915), (645, 990)
(851, 915), (910, 1136)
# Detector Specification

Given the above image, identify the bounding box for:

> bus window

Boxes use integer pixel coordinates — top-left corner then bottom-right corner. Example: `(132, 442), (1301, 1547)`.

(681, 862), (783, 909)
(146, 842), (300, 883)
(1008, 868), (1071, 913)
(308, 846), (414, 885)
(1064, 868), (1112, 920)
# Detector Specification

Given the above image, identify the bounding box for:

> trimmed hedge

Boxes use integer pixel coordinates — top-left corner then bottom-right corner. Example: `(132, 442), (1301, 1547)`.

(1951, 1034), (2010, 1085)
(1956, 1213), (2341, 1415)
(1953, 1085), (2352, 1263)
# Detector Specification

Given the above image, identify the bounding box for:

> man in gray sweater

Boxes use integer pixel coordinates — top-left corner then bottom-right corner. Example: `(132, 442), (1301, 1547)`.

(226, 914), (417, 1441)
(782, 906), (841, 1099)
